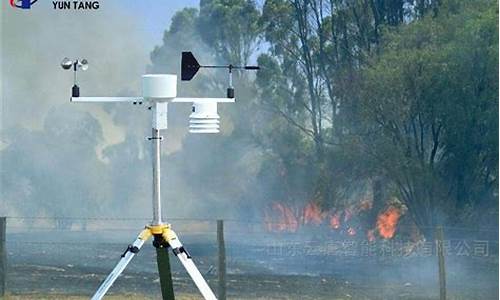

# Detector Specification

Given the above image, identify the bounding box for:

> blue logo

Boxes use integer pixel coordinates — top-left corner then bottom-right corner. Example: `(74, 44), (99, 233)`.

(10, 0), (38, 9)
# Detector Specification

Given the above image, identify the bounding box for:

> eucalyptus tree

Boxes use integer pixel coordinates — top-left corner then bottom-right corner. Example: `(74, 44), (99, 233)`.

(356, 0), (498, 232)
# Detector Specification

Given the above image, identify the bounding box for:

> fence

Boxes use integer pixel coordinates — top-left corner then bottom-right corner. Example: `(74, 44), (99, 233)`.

(1, 216), (498, 299)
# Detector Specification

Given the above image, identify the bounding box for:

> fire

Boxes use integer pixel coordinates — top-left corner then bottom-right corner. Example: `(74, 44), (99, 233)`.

(303, 202), (323, 225)
(264, 202), (299, 233)
(329, 212), (340, 229)
(263, 196), (404, 241)
(376, 206), (401, 239)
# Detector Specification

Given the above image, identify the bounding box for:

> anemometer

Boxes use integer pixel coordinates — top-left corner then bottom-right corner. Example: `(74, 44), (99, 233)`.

(60, 52), (259, 300)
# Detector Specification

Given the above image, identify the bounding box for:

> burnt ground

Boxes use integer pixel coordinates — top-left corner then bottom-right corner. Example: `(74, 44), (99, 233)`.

(4, 229), (499, 299)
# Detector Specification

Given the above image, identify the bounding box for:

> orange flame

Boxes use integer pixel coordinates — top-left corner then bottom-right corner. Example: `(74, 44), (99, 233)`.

(264, 196), (400, 240)
(264, 203), (299, 233)
(303, 202), (323, 225)
(376, 206), (401, 239)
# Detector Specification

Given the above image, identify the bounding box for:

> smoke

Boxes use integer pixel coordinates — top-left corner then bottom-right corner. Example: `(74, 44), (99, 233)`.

(1, 2), (149, 218)
(1, 1), (147, 139)
(0, 1), (265, 221)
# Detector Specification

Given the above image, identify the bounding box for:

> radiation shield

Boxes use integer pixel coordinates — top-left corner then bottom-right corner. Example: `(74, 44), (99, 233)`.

(189, 102), (220, 133)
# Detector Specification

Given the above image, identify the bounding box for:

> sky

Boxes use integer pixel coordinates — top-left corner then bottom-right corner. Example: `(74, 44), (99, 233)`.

(2, 0), (199, 67)
(1, 0), (200, 130)
(117, 0), (199, 51)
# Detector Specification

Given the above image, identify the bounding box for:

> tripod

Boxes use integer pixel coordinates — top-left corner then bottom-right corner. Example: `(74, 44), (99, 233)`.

(67, 74), (232, 300)
(91, 226), (216, 300)
(90, 126), (217, 300)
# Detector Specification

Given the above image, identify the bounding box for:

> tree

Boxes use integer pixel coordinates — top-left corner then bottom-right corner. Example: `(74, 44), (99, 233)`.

(256, 0), (408, 209)
(198, 0), (261, 66)
(1, 106), (111, 227)
(355, 0), (498, 232)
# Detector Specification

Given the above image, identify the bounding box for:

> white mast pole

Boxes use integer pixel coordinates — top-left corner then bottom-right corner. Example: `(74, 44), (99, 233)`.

(151, 126), (163, 225)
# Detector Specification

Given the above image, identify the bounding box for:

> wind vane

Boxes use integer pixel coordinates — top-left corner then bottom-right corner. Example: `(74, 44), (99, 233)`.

(181, 51), (259, 98)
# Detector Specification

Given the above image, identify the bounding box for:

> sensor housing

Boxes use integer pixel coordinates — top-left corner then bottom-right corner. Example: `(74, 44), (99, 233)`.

(189, 102), (220, 133)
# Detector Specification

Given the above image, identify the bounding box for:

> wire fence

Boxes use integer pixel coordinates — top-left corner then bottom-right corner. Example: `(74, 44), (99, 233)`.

(2, 216), (499, 299)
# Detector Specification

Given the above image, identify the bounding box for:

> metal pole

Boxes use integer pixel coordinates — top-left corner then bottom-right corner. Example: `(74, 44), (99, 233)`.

(152, 128), (162, 225)
(151, 103), (175, 299)
(0, 217), (6, 297)
(436, 226), (447, 300)
(217, 220), (226, 300)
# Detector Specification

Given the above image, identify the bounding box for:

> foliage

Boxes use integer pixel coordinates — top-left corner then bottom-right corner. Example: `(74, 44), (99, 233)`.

(355, 0), (498, 229)
(1, 107), (111, 225)
(198, 0), (261, 65)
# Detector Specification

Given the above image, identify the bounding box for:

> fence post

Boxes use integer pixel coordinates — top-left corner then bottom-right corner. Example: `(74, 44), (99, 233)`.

(0, 217), (6, 297)
(217, 220), (226, 300)
(436, 226), (446, 300)
(156, 247), (175, 300)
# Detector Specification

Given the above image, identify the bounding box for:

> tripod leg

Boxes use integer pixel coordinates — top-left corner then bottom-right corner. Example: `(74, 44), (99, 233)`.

(91, 229), (152, 300)
(164, 231), (217, 300)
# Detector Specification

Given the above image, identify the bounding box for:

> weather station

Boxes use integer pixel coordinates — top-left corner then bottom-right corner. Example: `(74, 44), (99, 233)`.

(60, 52), (259, 300)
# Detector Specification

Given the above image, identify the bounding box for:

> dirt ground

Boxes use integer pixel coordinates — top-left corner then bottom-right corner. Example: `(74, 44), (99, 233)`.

(4, 269), (498, 300)
(4, 230), (498, 300)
